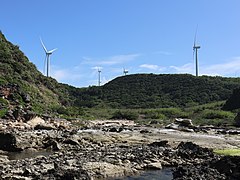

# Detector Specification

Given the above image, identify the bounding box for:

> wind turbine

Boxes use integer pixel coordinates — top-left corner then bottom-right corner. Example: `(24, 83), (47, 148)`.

(193, 28), (200, 77)
(123, 68), (128, 76)
(98, 68), (101, 86)
(40, 38), (57, 77)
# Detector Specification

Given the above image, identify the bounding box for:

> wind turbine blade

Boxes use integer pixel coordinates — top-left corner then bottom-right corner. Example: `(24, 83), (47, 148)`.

(49, 48), (57, 54)
(40, 37), (48, 53)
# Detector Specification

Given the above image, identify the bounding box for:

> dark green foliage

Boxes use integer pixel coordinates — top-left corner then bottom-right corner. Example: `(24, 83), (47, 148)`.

(0, 108), (7, 118)
(222, 88), (240, 110)
(75, 74), (240, 109)
(201, 109), (234, 120)
(0, 30), (239, 123)
(111, 110), (138, 120)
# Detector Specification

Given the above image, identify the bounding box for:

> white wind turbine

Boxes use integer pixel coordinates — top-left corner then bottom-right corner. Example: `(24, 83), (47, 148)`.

(193, 28), (200, 77)
(40, 38), (57, 77)
(123, 68), (128, 76)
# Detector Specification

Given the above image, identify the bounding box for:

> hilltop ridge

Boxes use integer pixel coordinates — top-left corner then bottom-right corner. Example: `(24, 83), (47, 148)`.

(0, 31), (240, 120)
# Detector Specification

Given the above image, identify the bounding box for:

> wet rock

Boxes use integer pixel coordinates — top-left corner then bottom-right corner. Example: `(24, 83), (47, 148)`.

(177, 142), (214, 160)
(140, 129), (151, 134)
(173, 165), (226, 180)
(63, 138), (79, 146)
(34, 124), (56, 130)
(0, 132), (23, 152)
(175, 118), (193, 127)
(211, 156), (240, 179)
(44, 139), (61, 151)
(145, 161), (162, 170)
(148, 140), (169, 147)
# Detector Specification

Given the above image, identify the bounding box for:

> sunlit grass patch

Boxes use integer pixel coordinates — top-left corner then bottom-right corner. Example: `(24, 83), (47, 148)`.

(214, 149), (240, 156)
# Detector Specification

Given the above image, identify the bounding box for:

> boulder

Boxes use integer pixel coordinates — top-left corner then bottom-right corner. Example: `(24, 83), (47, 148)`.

(44, 139), (61, 151)
(63, 139), (79, 146)
(24, 110), (36, 121)
(146, 161), (162, 170)
(0, 155), (9, 163)
(175, 118), (193, 127)
(27, 117), (45, 128)
(0, 132), (23, 152)
(148, 140), (169, 147)
(34, 124), (56, 130)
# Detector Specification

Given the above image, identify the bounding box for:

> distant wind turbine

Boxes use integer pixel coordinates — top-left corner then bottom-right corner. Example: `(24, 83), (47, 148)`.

(98, 68), (101, 86)
(123, 68), (128, 76)
(193, 27), (200, 77)
(40, 38), (57, 77)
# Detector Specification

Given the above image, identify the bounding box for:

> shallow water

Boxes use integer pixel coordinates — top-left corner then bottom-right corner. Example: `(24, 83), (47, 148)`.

(8, 150), (53, 160)
(111, 168), (173, 180)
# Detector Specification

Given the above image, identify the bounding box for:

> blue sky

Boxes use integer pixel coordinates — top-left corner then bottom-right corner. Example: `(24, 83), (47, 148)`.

(1, 0), (240, 87)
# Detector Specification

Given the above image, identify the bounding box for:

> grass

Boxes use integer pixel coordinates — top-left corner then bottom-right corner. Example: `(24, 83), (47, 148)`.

(214, 149), (240, 156)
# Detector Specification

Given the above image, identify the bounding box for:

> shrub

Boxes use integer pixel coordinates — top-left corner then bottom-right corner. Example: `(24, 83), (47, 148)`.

(0, 108), (7, 118)
(201, 110), (234, 120)
(156, 108), (188, 118)
(111, 110), (138, 120)
(144, 110), (166, 119)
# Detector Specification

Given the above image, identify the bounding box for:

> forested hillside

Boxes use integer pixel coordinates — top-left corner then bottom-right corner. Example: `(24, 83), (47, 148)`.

(1, 31), (240, 120)
(0, 31), (75, 117)
(222, 88), (240, 110)
(74, 74), (240, 109)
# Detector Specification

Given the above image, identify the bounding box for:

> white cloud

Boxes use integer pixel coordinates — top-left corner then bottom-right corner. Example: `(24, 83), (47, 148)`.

(91, 66), (103, 70)
(139, 64), (167, 72)
(50, 66), (83, 83)
(140, 64), (159, 70)
(201, 57), (240, 76)
(169, 63), (194, 74)
(167, 57), (240, 76)
(153, 51), (172, 56)
(82, 53), (141, 66)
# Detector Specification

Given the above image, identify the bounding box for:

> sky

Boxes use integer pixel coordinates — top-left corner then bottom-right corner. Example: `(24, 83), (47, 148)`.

(1, 0), (240, 87)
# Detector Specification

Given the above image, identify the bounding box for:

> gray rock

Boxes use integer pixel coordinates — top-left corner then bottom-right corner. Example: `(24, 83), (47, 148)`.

(0, 132), (23, 152)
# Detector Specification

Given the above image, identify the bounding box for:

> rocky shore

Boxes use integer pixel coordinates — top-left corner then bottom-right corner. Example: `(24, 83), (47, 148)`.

(0, 118), (240, 179)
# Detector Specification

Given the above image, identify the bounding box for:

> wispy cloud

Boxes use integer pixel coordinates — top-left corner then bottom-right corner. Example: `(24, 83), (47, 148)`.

(201, 57), (240, 76)
(167, 57), (240, 76)
(169, 63), (194, 74)
(139, 64), (166, 72)
(50, 66), (83, 83)
(50, 57), (240, 88)
(152, 51), (172, 56)
(91, 66), (103, 70)
(82, 53), (141, 66)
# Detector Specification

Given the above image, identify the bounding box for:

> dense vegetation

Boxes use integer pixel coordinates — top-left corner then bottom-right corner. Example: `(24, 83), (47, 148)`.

(0, 31), (240, 126)
(97, 74), (240, 108)
(222, 87), (240, 111)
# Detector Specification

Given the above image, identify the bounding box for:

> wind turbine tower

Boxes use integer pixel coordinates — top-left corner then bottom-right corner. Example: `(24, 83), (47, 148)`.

(123, 68), (128, 76)
(40, 38), (57, 77)
(193, 30), (200, 77)
(98, 68), (101, 86)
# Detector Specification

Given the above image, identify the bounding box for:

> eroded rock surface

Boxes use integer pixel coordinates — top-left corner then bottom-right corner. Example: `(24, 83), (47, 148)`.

(0, 119), (240, 179)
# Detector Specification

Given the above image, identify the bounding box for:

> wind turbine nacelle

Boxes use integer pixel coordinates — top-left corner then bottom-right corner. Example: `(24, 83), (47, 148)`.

(194, 45), (201, 49)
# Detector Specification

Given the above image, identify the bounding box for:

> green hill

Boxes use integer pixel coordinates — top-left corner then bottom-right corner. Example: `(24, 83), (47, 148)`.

(1, 31), (240, 121)
(0, 31), (75, 118)
(222, 88), (240, 110)
(75, 74), (240, 109)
